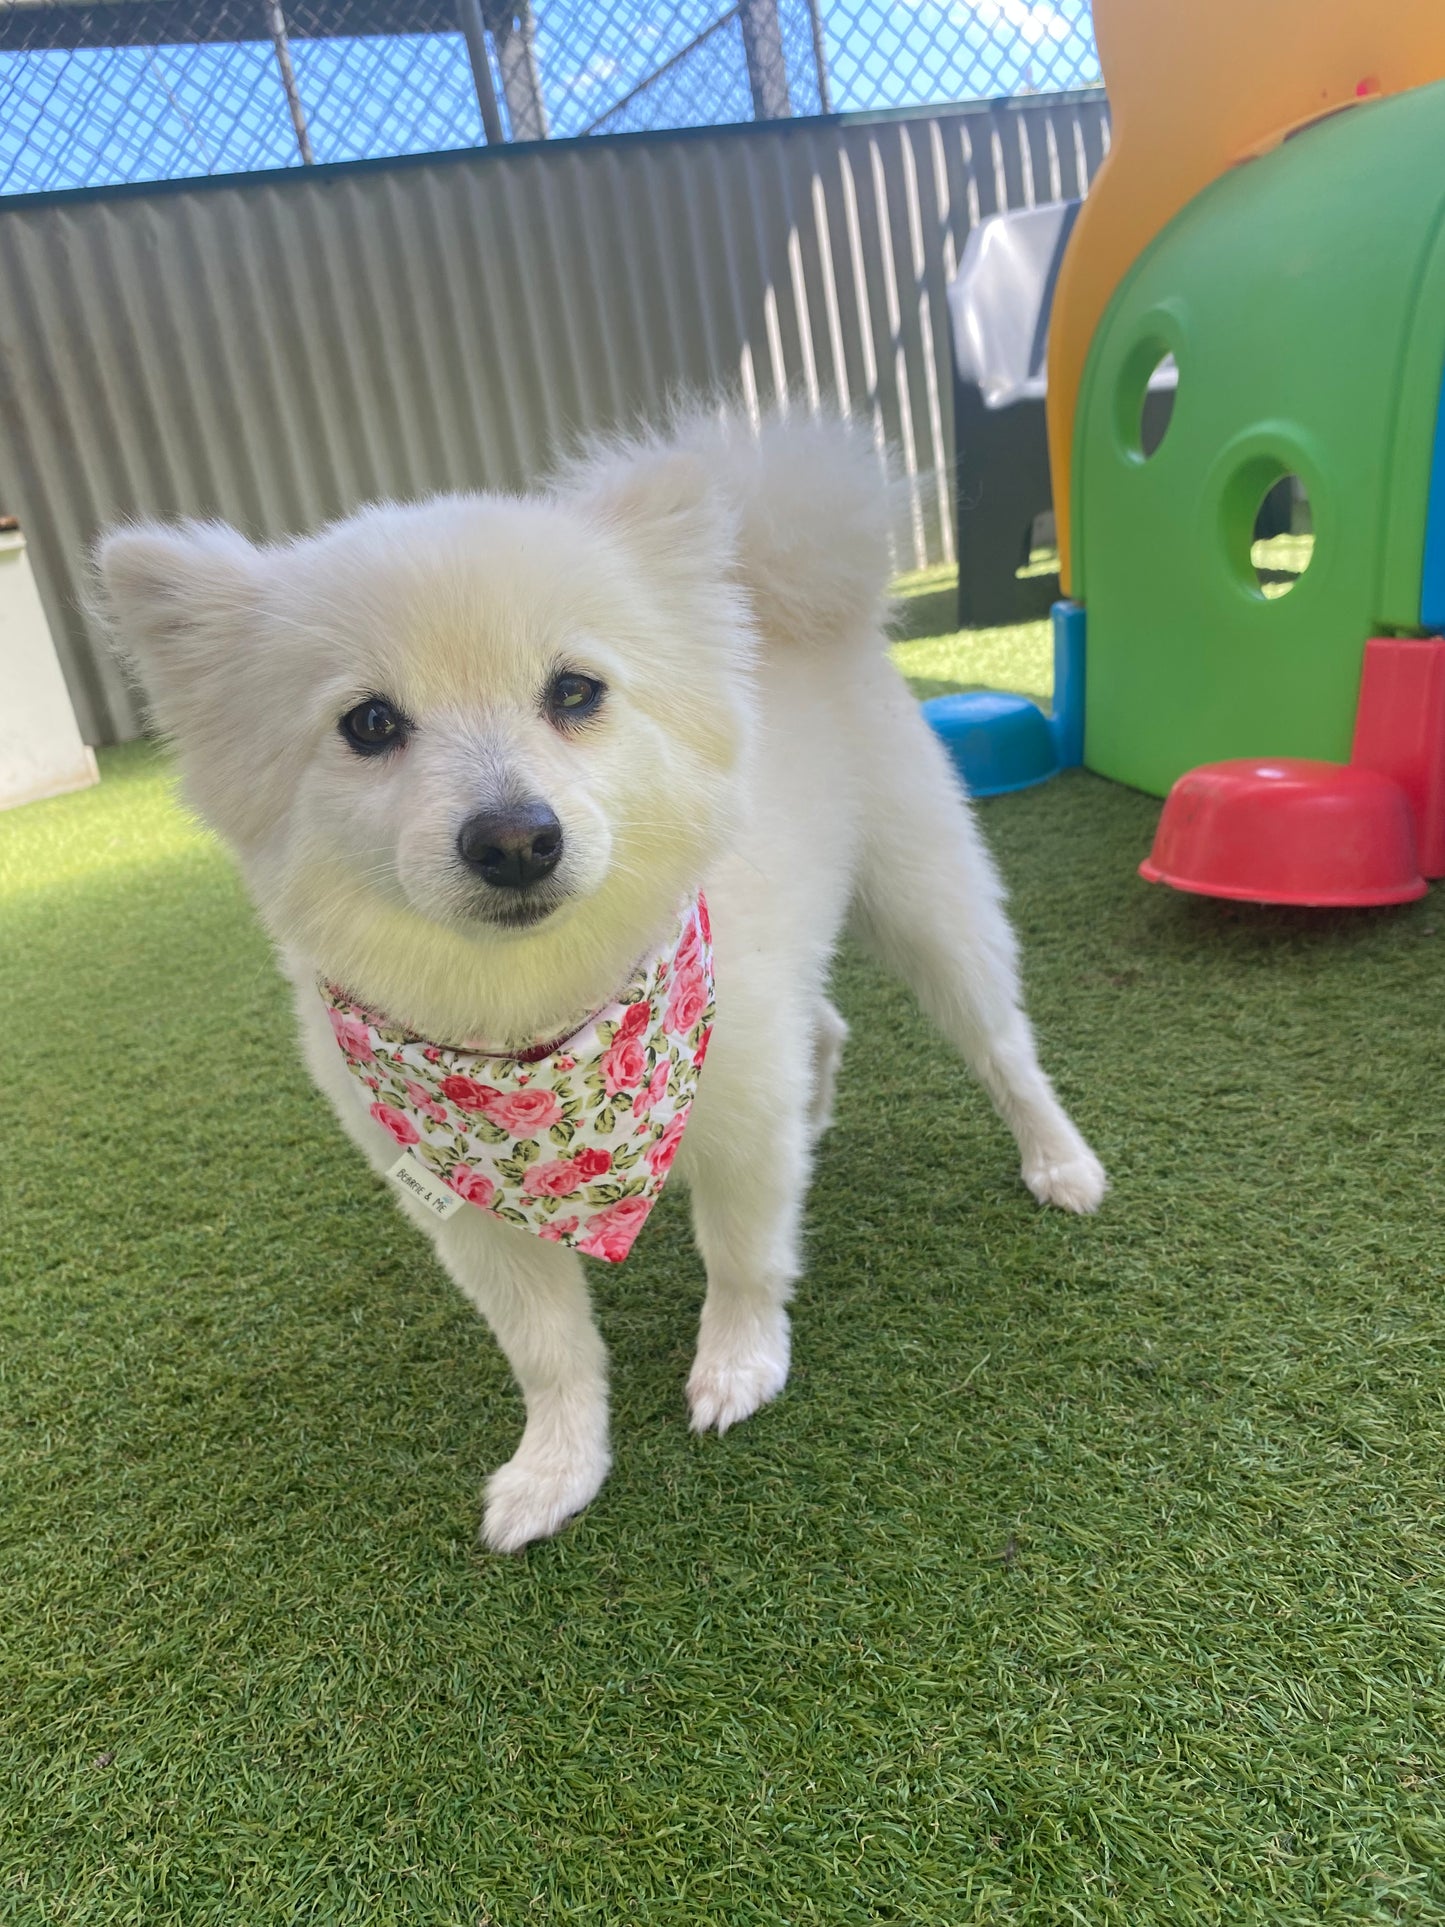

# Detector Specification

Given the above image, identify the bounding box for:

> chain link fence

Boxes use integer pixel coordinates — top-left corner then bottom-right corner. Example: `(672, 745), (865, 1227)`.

(0, 0), (1100, 196)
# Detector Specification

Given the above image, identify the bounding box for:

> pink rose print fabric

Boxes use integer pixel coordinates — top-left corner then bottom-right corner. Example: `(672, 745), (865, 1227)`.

(320, 897), (715, 1263)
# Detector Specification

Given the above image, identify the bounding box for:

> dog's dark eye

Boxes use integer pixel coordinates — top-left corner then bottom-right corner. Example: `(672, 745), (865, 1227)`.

(546, 672), (605, 725)
(340, 697), (408, 756)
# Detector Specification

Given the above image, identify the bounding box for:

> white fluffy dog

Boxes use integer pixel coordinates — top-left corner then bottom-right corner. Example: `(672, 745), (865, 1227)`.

(98, 412), (1105, 1552)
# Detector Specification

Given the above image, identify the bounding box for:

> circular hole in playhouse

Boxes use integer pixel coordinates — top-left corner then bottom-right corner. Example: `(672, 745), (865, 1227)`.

(1114, 338), (1180, 461)
(1137, 353), (1178, 458)
(1250, 473), (1314, 597)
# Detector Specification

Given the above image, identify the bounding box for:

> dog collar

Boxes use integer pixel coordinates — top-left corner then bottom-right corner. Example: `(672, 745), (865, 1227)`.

(320, 895), (714, 1262)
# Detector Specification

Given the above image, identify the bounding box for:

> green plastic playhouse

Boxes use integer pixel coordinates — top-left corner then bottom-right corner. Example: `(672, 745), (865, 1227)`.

(928, 9), (1445, 905)
(1075, 78), (1445, 801)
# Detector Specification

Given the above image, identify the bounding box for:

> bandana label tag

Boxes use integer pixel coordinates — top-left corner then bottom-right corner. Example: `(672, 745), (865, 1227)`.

(386, 1150), (466, 1221)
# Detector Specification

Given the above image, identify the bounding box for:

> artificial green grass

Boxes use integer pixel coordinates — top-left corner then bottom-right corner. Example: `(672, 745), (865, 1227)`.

(890, 563), (1052, 705)
(4, 612), (1445, 1923)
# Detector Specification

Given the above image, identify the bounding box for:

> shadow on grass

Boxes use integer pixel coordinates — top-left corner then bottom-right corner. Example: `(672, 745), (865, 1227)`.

(899, 675), (969, 702)
(1143, 885), (1433, 958)
(892, 573), (958, 644)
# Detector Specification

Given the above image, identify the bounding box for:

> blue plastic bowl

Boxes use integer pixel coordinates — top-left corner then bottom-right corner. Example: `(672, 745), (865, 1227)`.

(922, 691), (1061, 797)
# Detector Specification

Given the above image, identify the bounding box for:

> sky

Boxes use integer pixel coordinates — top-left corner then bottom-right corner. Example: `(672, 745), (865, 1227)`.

(0, 0), (1100, 197)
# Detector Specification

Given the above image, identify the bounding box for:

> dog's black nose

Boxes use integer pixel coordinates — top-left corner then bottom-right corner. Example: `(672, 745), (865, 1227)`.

(457, 804), (563, 889)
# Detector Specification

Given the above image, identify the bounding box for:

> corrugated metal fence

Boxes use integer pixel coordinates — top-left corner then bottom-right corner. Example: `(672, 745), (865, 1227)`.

(0, 89), (1109, 745)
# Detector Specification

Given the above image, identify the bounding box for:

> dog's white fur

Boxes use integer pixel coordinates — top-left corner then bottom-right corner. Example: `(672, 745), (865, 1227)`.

(97, 412), (1105, 1552)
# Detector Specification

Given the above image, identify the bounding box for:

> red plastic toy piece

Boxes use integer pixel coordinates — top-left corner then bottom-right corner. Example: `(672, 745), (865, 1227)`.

(1140, 758), (1427, 906)
(1349, 637), (1445, 877)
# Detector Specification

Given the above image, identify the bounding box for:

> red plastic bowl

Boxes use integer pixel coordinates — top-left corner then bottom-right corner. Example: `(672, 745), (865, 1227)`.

(1140, 758), (1428, 907)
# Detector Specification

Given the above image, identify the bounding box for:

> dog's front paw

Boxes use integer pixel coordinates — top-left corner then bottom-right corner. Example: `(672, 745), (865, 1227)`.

(687, 1308), (791, 1434)
(1023, 1144), (1108, 1214)
(481, 1437), (611, 1553)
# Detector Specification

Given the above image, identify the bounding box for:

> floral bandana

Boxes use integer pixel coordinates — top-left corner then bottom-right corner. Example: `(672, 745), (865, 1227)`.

(320, 897), (714, 1263)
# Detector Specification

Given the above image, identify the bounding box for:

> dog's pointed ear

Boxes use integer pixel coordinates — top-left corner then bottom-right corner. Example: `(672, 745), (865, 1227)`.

(95, 521), (261, 696)
(93, 521), (286, 850)
(581, 447), (711, 529)
(566, 446), (737, 580)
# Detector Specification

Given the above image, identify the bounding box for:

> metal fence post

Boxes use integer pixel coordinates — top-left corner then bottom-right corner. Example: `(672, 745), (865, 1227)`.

(805, 0), (832, 113)
(738, 0), (792, 119)
(456, 0), (506, 143)
(261, 0), (314, 163)
(483, 0), (550, 141)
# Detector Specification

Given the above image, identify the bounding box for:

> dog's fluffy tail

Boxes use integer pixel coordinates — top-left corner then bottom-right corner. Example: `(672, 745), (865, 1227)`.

(670, 409), (899, 653)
